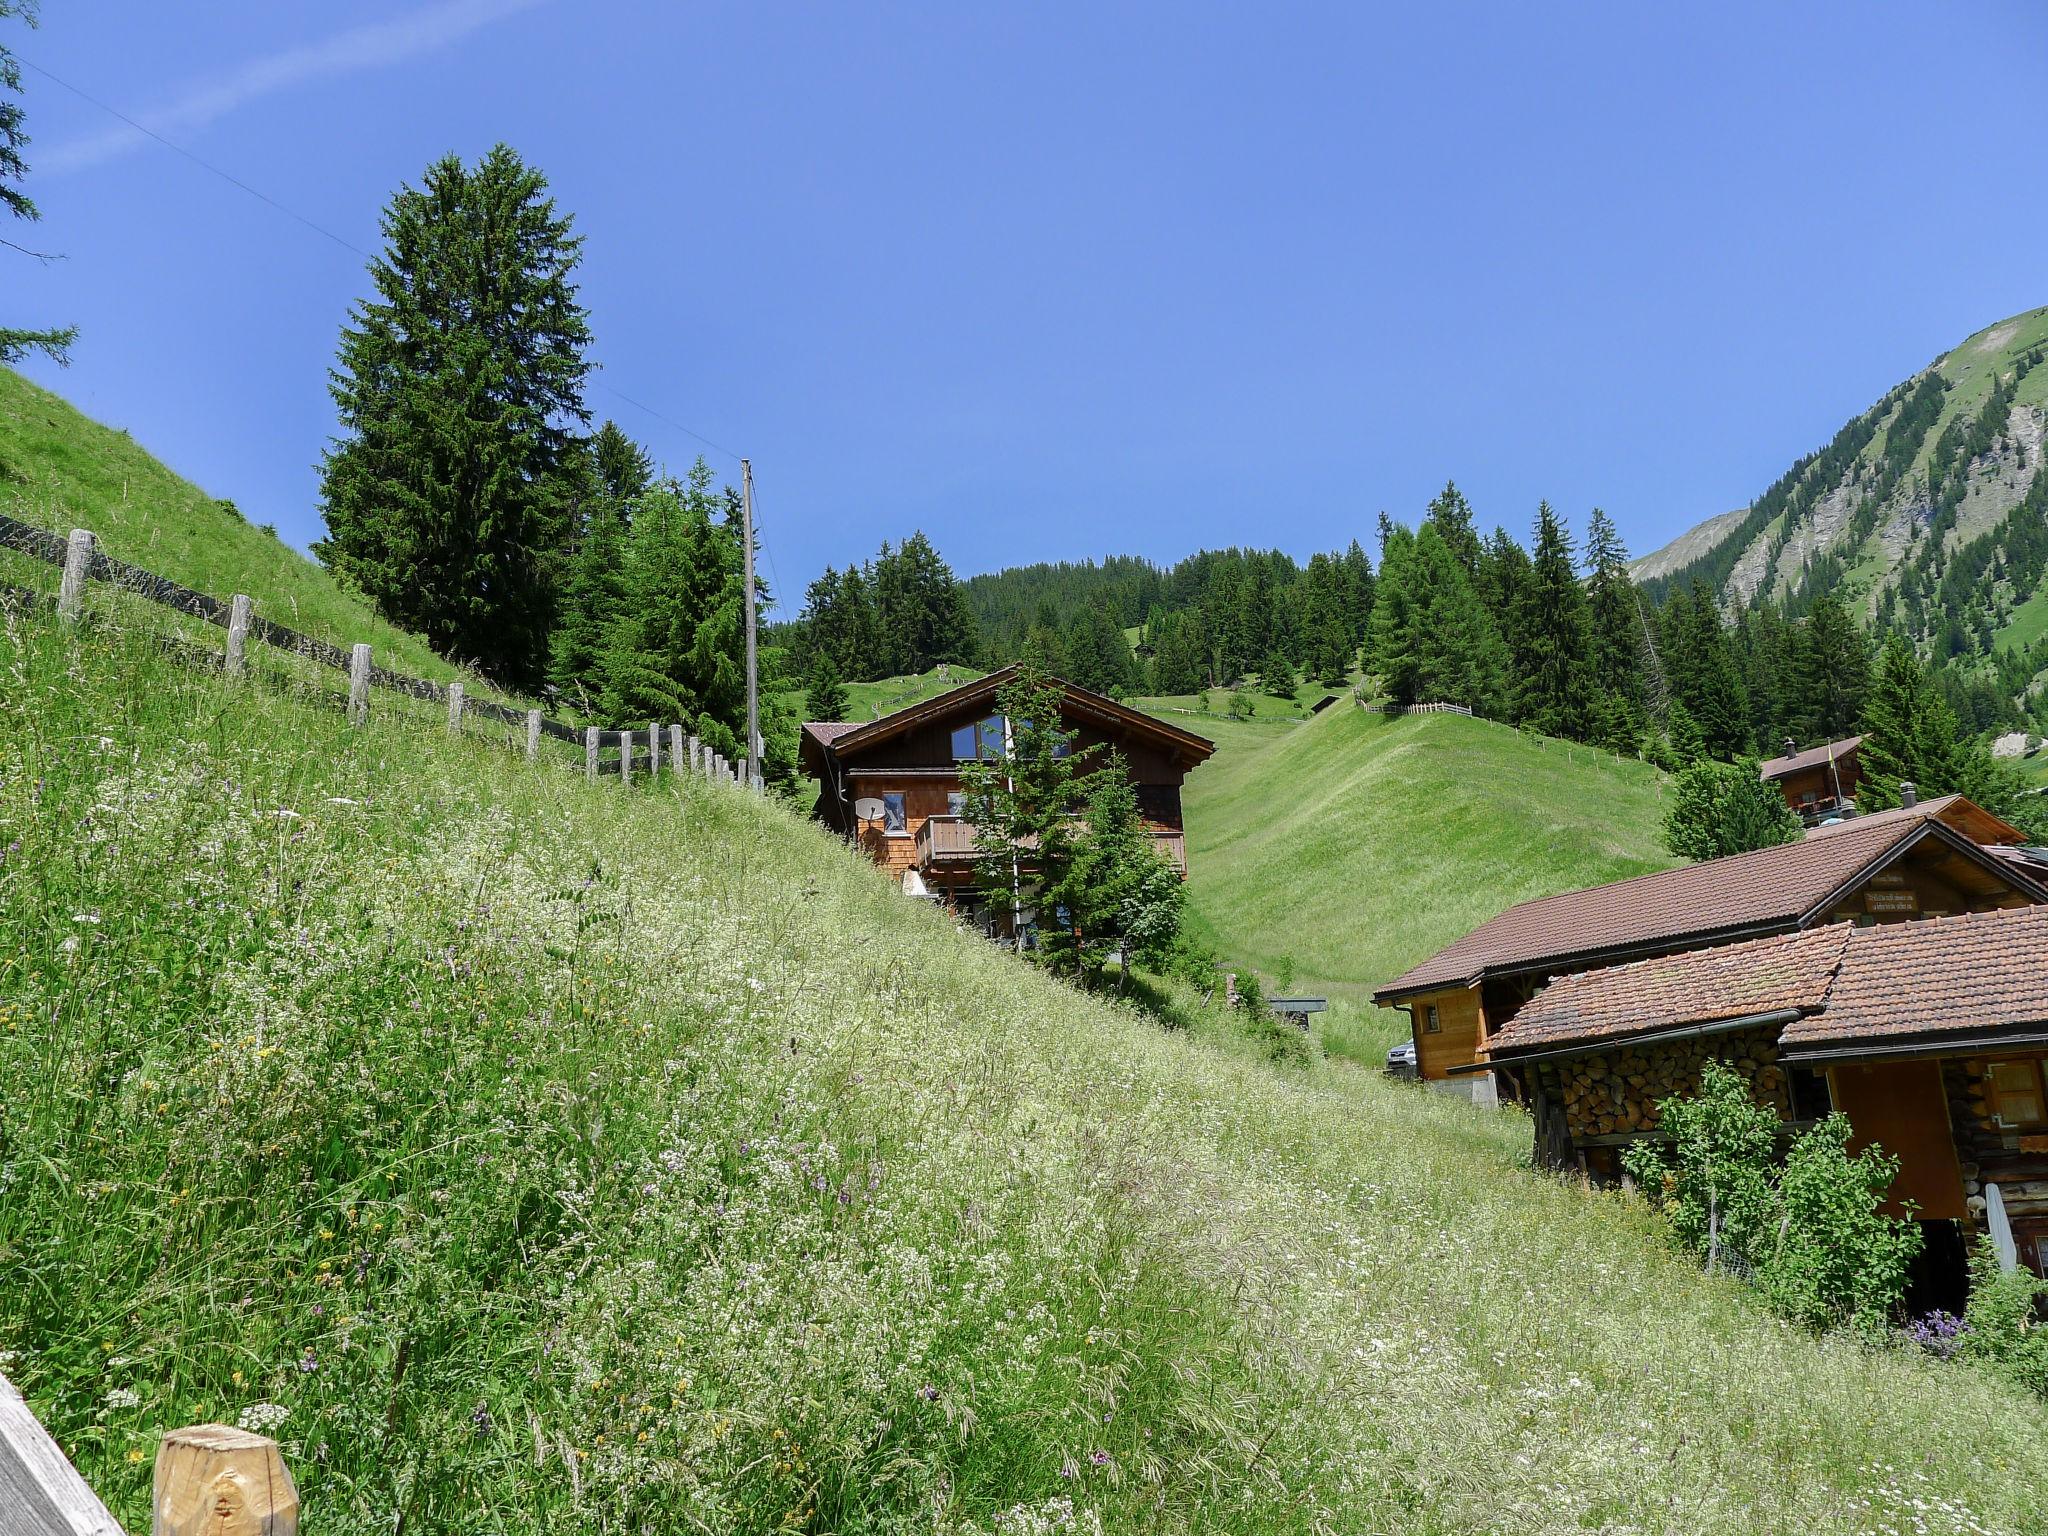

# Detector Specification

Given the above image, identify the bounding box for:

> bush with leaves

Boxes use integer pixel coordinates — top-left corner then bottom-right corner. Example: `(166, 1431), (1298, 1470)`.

(1624, 1062), (1920, 1333)
(1661, 756), (1802, 861)
(1959, 1244), (2048, 1399)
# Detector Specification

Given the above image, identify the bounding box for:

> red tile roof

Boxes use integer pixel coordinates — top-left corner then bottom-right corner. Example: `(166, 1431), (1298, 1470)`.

(1804, 793), (2028, 847)
(1373, 811), (1943, 1001)
(1759, 736), (1861, 780)
(1484, 927), (1848, 1060)
(1780, 905), (2048, 1052)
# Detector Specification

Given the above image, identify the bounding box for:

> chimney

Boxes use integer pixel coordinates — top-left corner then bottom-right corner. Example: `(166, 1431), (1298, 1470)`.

(1900, 781), (1917, 809)
(1782, 736), (1797, 759)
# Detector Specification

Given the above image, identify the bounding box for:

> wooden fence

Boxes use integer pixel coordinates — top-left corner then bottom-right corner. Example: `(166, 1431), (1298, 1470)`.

(0, 516), (764, 792)
(1354, 699), (1472, 717)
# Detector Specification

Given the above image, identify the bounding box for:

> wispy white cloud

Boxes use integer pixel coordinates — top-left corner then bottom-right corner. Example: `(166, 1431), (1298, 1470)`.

(43, 0), (548, 174)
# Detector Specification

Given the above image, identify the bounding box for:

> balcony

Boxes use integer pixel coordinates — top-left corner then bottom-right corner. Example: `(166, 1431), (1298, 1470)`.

(915, 815), (1185, 875)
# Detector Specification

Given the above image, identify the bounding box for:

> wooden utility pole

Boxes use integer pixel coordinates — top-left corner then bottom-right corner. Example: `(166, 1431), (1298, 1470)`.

(741, 458), (759, 790)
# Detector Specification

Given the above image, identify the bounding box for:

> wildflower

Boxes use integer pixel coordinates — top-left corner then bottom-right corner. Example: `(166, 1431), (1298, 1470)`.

(919, 1384), (940, 1402)
(125, 1449), (144, 1464)
(237, 1402), (289, 1433)
(296, 1350), (318, 1373)
(471, 1404), (494, 1438)
(1089, 1449), (1111, 1466)
(104, 1387), (140, 1410)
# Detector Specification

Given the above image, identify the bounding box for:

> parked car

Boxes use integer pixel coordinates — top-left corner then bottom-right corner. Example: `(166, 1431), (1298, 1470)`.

(1385, 1040), (1417, 1078)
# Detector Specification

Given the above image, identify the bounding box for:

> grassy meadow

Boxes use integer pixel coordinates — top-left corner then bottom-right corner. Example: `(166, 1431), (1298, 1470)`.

(0, 366), (518, 696)
(7, 596), (2048, 1534)
(1170, 703), (1679, 1004)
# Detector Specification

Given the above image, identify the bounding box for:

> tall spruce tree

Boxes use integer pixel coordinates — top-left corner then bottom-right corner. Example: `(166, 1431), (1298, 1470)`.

(1410, 523), (1509, 714)
(1584, 508), (1646, 713)
(804, 652), (849, 722)
(1365, 524), (1420, 702)
(1514, 501), (1595, 739)
(1792, 590), (1871, 744)
(1856, 633), (1993, 810)
(1663, 582), (1750, 759)
(0, 1), (74, 366)
(317, 145), (591, 687)
(1424, 480), (1484, 580)
(548, 422), (651, 703)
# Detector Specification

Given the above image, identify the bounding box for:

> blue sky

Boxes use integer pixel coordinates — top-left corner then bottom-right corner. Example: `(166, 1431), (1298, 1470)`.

(10, 1), (2048, 617)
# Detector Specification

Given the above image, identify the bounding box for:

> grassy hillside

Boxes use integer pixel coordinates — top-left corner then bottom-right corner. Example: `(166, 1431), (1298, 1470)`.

(10, 602), (2048, 1532)
(1175, 704), (1679, 1001)
(0, 366), (506, 693)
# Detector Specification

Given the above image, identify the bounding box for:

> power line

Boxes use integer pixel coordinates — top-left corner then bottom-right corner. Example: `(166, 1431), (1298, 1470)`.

(19, 53), (751, 470)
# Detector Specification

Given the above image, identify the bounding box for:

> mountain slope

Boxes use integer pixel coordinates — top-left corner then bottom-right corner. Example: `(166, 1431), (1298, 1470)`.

(1175, 705), (1679, 998)
(1638, 306), (2048, 662)
(0, 366), (492, 689)
(8, 551), (2048, 1535)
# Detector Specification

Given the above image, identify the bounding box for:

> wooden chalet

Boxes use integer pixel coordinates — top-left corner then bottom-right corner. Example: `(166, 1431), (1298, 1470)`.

(799, 666), (1215, 926)
(1482, 902), (2048, 1296)
(1371, 794), (2047, 1099)
(1759, 735), (1863, 822)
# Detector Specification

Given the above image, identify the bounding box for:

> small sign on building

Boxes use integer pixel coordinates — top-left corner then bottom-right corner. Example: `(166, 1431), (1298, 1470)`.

(1865, 889), (1919, 915)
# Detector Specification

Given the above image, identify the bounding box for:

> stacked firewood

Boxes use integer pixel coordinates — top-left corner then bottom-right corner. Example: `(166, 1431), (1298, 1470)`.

(1559, 1027), (1788, 1139)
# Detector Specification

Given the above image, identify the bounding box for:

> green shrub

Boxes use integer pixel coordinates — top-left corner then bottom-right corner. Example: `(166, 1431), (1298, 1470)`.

(1961, 1244), (2048, 1398)
(1625, 1063), (1920, 1332)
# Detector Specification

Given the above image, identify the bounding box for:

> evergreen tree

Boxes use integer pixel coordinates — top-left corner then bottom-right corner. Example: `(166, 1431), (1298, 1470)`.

(1424, 480), (1484, 579)
(1584, 507), (1646, 713)
(1514, 501), (1595, 739)
(1663, 583), (1750, 759)
(1261, 647), (1296, 699)
(1409, 524), (1509, 714)
(1148, 609), (1208, 695)
(1341, 537), (1376, 649)
(317, 146), (591, 687)
(547, 422), (651, 704)
(1069, 758), (1186, 986)
(1856, 633), (1998, 811)
(959, 669), (1096, 966)
(1064, 602), (1136, 696)
(870, 533), (978, 674)
(804, 652), (849, 722)
(0, 1), (74, 366)
(548, 484), (629, 706)
(593, 463), (752, 760)
(1365, 525), (1419, 702)
(1792, 590), (1870, 744)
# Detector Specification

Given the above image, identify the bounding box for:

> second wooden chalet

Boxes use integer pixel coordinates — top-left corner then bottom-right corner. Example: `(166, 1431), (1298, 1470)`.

(1759, 734), (1863, 822)
(1372, 794), (2048, 1099)
(799, 666), (1215, 927)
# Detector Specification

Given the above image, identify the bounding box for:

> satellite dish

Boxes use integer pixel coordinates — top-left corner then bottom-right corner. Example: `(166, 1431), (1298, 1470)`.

(854, 796), (885, 821)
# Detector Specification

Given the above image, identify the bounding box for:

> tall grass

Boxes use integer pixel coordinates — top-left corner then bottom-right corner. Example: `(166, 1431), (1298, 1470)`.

(4, 606), (2048, 1535)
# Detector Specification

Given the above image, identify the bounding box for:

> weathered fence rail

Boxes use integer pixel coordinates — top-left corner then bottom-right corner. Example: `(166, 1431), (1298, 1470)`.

(0, 515), (760, 791)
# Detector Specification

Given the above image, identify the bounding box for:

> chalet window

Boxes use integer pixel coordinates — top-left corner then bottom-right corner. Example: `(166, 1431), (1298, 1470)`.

(1423, 1004), (1441, 1034)
(1988, 1060), (2048, 1131)
(946, 791), (966, 817)
(881, 792), (907, 836)
(951, 715), (1006, 761)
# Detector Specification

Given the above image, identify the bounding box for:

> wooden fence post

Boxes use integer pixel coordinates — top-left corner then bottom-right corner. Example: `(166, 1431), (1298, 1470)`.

(526, 709), (543, 760)
(225, 594), (252, 677)
(57, 528), (94, 622)
(152, 1422), (298, 1536)
(688, 736), (700, 776)
(348, 644), (372, 724)
(668, 724), (683, 776)
(621, 729), (634, 787)
(0, 1373), (124, 1535)
(446, 682), (464, 732)
(585, 727), (599, 783)
(647, 719), (661, 779)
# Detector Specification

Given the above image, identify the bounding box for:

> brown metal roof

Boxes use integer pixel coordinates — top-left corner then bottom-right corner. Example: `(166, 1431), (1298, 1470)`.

(1485, 927), (1849, 1060)
(1780, 905), (2048, 1053)
(1373, 810), (1985, 1002)
(1759, 736), (1861, 781)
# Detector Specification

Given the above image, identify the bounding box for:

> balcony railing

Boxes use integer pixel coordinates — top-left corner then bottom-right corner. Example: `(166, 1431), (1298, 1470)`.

(915, 815), (1185, 875)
